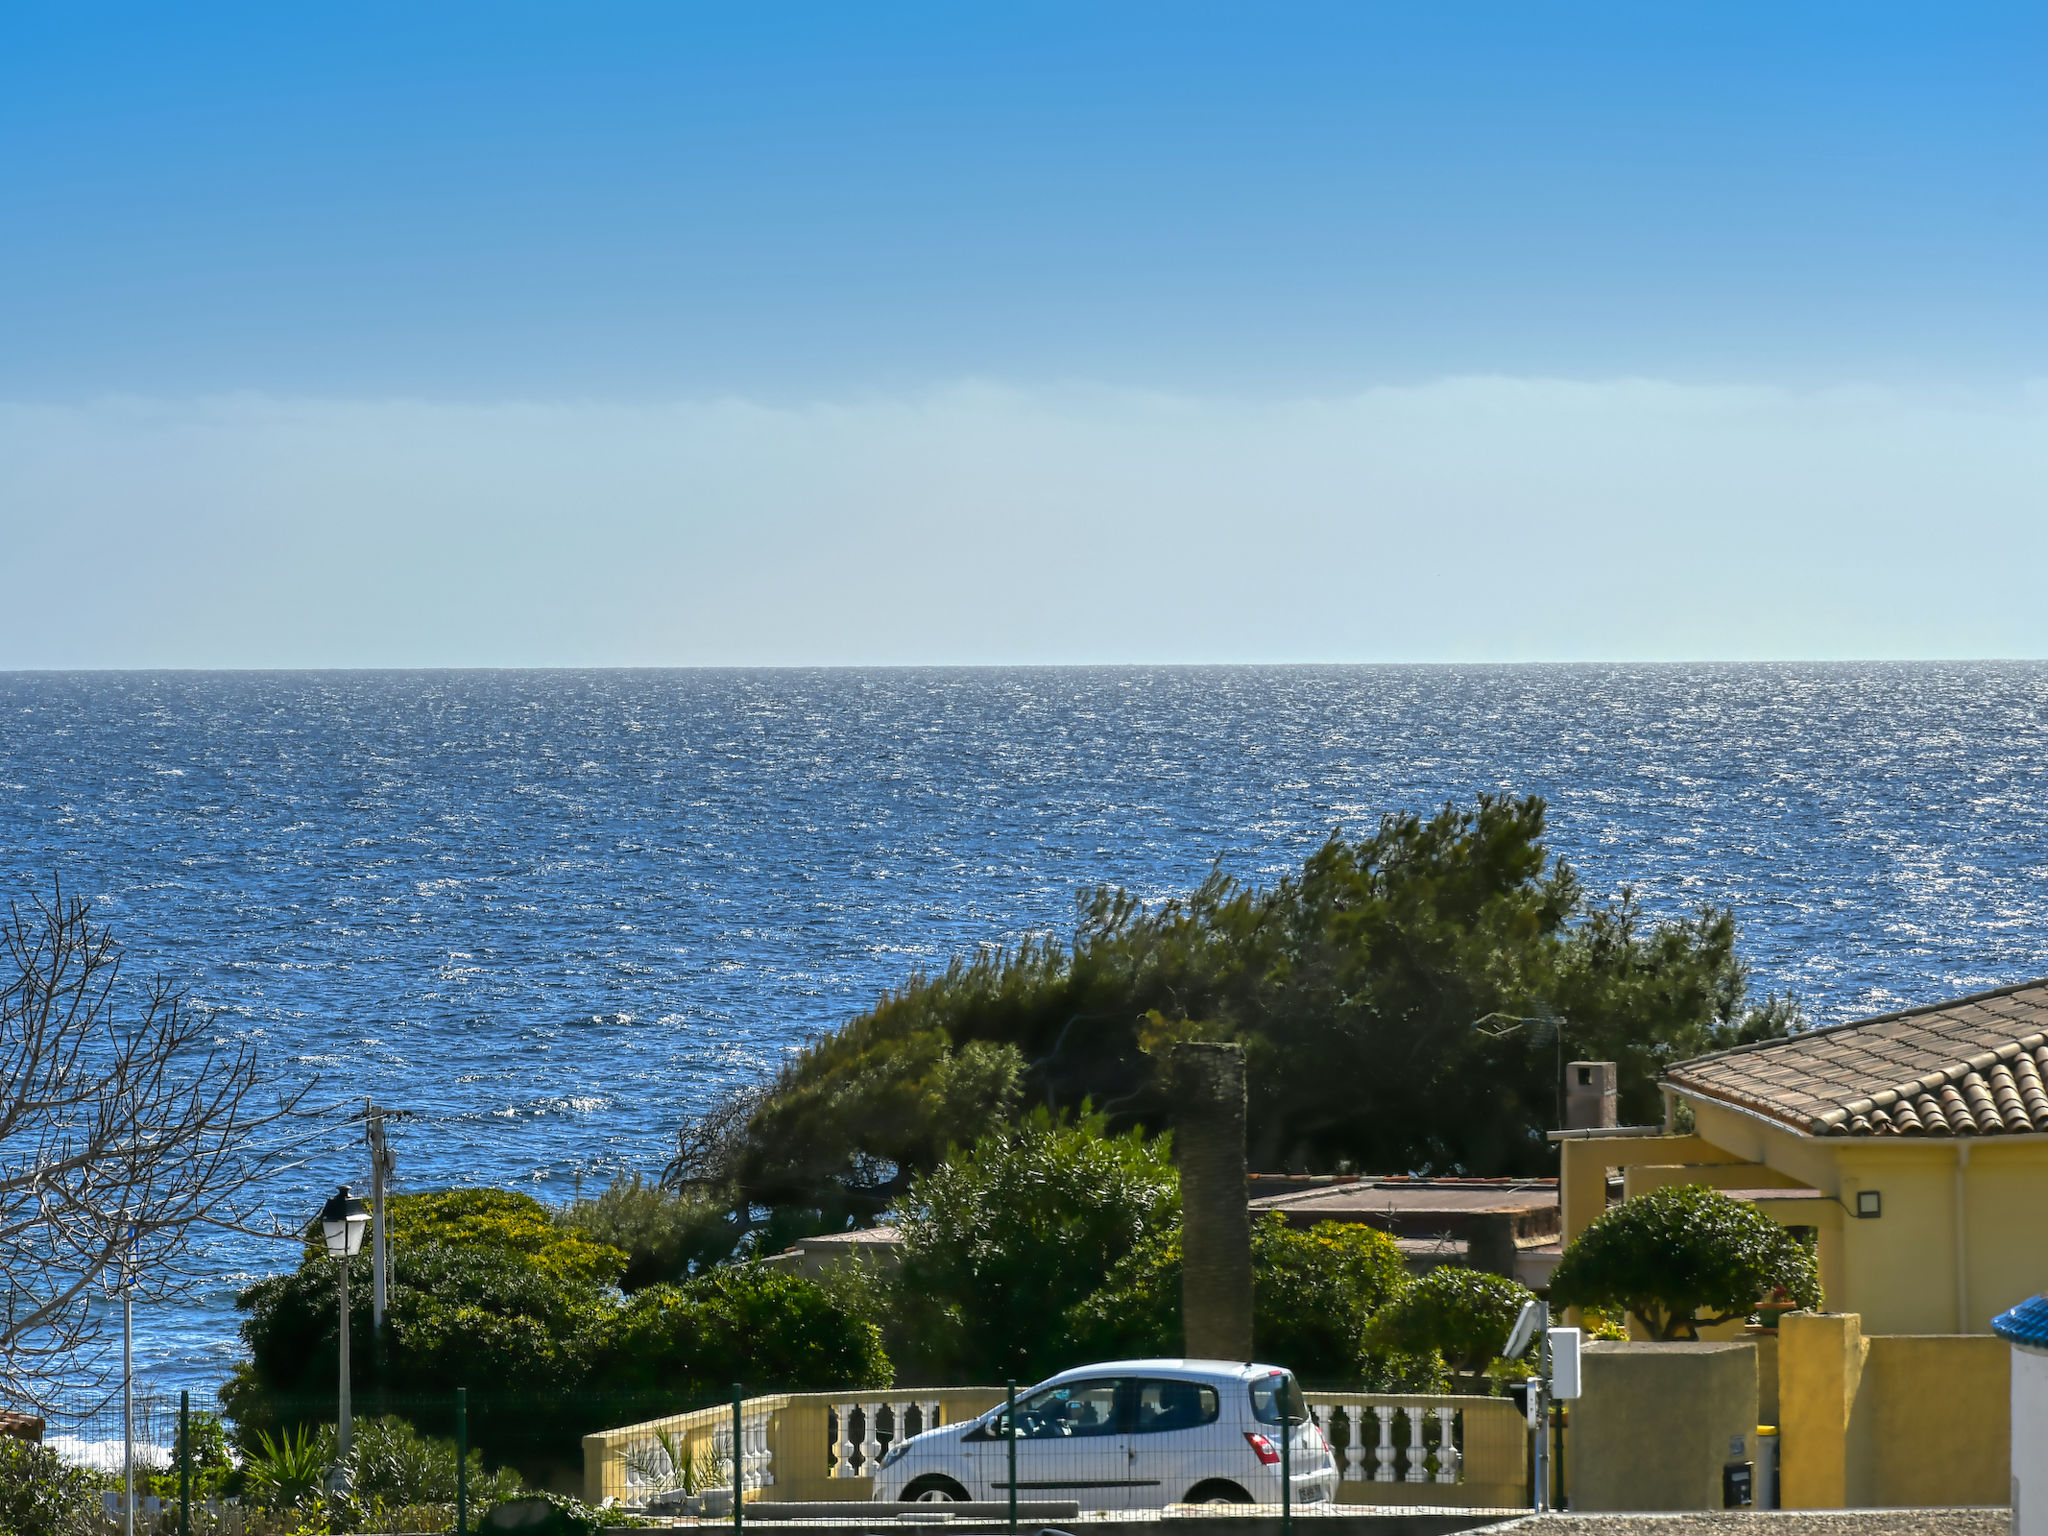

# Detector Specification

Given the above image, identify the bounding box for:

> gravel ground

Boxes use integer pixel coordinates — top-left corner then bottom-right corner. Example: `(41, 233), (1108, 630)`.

(1488, 1513), (2008, 1536)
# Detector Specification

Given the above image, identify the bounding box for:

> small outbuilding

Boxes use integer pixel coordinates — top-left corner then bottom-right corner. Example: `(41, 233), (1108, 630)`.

(1993, 1292), (2048, 1536)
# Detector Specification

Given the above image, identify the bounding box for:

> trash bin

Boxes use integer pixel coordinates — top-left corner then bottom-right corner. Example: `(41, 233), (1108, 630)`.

(1754, 1426), (1779, 1510)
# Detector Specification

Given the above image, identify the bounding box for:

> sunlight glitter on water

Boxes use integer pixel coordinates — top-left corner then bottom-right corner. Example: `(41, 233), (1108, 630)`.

(5, 663), (2048, 1387)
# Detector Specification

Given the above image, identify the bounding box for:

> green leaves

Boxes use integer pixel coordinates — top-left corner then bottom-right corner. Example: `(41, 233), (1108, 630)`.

(554, 1175), (743, 1291)
(242, 1423), (329, 1509)
(596, 1263), (891, 1398)
(1547, 1183), (1822, 1340)
(1364, 1267), (1534, 1377)
(0, 1436), (104, 1536)
(226, 1186), (890, 1481)
(893, 1107), (1179, 1381)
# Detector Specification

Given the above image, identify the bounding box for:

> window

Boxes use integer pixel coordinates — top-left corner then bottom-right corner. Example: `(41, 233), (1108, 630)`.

(1004, 1380), (1121, 1439)
(1131, 1380), (1220, 1433)
(1247, 1372), (1305, 1426)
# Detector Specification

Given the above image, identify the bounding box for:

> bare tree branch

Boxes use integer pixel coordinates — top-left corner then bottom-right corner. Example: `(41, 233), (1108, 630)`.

(0, 880), (313, 1408)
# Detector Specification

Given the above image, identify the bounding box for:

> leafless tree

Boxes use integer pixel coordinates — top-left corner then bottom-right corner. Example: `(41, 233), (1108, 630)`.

(663, 1083), (762, 1189)
(0, 883), (309, 1408)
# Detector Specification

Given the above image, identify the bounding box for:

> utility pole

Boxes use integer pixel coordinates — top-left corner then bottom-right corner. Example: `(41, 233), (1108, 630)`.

(367, 1103), (393, 1339)
(122, 1282), (134, 1536)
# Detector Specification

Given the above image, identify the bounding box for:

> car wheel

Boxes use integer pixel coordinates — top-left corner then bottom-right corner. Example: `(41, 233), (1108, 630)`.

(900, 1476), (971, 1503)
(1184, 1480), (1253, 1505)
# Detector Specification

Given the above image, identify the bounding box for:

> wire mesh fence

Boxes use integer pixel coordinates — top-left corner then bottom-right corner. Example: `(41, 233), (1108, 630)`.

(2, 1380), (192, 1475)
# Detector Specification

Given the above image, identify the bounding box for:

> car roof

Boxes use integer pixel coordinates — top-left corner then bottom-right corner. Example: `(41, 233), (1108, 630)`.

(1036, 1359), (1284, 1385)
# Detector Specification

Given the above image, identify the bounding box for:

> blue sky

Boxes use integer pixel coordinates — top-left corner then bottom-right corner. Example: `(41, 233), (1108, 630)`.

(2, 4), (2045, 665)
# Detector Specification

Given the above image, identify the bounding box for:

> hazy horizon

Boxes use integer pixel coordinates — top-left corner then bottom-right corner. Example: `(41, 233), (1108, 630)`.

(4, 6), (2042, 667)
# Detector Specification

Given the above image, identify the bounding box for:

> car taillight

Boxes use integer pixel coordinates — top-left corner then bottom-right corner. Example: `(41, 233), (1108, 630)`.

(1243, 1431), (1280, 1466)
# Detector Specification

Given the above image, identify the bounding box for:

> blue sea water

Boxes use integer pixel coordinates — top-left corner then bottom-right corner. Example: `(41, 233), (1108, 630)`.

(6, 663), (2048, 1395)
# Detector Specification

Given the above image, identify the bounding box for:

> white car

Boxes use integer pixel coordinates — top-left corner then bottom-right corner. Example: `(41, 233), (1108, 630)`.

(870, 1359), (1339, 1509)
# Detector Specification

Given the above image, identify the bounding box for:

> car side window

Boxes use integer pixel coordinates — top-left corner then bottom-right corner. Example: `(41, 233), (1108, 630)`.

(1248, 1371), (1305, 1425)
(1130, 1379), (1220, 1434)
(1006, 1379), (1121, 1439)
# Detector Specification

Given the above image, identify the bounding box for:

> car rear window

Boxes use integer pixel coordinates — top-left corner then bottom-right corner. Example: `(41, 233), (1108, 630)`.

(1131, 1379), (1220, 1433)
(1247, 1371), (1306, 1425)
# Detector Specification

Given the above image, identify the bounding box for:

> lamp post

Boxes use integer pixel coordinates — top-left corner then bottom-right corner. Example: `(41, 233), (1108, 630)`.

(318, 1185), (372, 1485)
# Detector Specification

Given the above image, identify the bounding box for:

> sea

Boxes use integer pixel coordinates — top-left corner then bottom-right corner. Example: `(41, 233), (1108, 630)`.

(5, 663), (2048, 1400)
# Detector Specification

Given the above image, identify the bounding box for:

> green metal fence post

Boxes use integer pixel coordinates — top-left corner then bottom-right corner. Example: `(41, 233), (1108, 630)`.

(1279, 1405), (1292, 1536)
(732, 1382), (744, 1536)
(456, 1387), (468, 1536)
(178, 1390), (190, 1536)
(1005, 1380), (1017, 1536)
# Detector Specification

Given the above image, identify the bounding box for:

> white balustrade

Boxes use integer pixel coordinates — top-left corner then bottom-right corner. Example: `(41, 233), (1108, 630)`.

(711, 1419), (734, 1488)
(1372, 1404), (1397, 1481)
(861, 1401), (883, 1475)
(829, 1396), (957, 1476)
(745, 1407), (774, 1491)
(1341, 1405), (1369, 1483)
(1402, 1405), (1429, 1482)
(1433, 1406), (1460, 1484)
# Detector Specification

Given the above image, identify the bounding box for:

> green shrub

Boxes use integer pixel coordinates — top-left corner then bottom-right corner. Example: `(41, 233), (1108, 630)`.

(892, 1107), (1178, 1382)
(595, 1262), (892, 1399)
(142, 1409), (240, 1500)
(555, 1175), (742, 1291)
(1548, 1183), (1822, 1340)
(350, 1414), (523, 1507)
(225, 1186), (887, 1483)
(0, 1436), (104, 1536)
(1364, 1267), (1533, 1377)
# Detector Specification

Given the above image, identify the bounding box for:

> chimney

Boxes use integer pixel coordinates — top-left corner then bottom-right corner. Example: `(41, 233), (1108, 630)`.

(1565, 1061), (1618, 1130)
(1171, 1043), (1254, 1361)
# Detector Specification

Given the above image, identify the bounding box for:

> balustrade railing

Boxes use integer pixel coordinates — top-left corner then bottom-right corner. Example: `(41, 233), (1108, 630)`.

(588, 1386), (1524, 1509)
(584, 1388), (1004, 1506)
(1302, 1392), (1524, 1507)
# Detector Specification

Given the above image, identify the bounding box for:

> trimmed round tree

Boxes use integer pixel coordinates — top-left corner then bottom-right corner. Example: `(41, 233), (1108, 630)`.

(1548, 1183), (1821, 1341)
(1364, 1266), (1534, 1377)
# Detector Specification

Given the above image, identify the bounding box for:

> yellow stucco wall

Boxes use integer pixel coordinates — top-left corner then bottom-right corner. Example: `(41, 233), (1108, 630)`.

(1568, 1342), (1758, 1512)
(1777, 1311), (2008, 1508)
(1957, 1138), (2048, 1330)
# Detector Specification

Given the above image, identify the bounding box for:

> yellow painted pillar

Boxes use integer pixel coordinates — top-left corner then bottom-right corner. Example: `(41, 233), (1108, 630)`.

(1777, 1311), (1866, 1509)
(1560, 1138), (1610, 1246)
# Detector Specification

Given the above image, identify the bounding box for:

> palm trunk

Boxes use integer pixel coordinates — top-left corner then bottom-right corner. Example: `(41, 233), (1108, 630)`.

(1172, 1042), (1254, 1361)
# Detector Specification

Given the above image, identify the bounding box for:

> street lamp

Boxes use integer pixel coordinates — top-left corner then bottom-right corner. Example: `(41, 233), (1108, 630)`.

(318, 1185), (371, 1484)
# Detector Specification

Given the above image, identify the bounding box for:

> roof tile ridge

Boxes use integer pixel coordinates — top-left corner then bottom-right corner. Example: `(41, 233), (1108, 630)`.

(1666, 980), (2048, 1079)
(1830, 1034), (2047, 1120)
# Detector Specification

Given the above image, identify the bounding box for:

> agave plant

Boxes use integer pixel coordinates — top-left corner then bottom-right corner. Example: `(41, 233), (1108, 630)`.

(242, 1423), (331, 1510)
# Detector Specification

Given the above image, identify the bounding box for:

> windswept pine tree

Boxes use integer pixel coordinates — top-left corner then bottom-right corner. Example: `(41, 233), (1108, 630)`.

(670, 794), (1796, 1239)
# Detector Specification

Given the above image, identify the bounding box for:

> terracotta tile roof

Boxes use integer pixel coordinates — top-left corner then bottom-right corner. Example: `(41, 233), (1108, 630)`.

(1666, 977), (2048, 1137)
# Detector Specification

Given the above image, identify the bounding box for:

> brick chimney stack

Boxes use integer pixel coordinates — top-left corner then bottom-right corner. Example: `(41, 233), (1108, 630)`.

(1566, 1060), (1618, 1130)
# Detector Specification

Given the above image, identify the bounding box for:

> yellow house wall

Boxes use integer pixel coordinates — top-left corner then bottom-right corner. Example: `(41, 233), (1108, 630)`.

(1958, 1138), (2048, 1330)
(1677, 1097), (2048, 1337)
